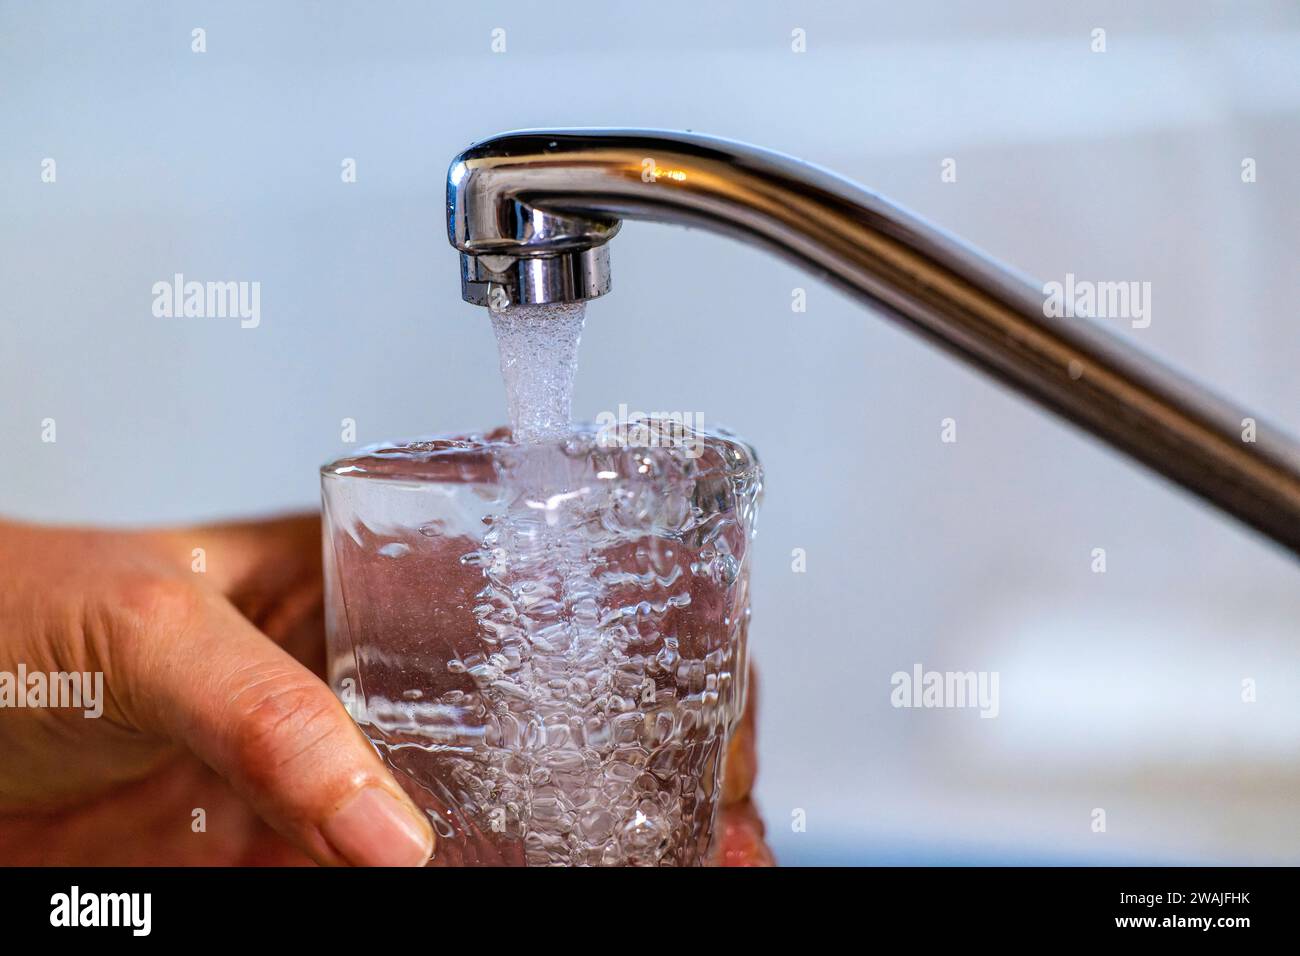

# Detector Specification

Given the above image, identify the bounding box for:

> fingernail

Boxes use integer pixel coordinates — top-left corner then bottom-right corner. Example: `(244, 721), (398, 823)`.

(323, 787), (434, 867)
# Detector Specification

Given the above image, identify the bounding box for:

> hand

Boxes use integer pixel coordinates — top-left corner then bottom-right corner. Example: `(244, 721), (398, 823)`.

(0, 515), (431, 865)
(0, 515), (772, 866)
(717, 667), (776, 866)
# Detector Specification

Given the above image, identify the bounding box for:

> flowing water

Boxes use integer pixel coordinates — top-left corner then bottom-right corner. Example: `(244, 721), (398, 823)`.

(322, 302), (762, 865)
(488, 302), (587, 444)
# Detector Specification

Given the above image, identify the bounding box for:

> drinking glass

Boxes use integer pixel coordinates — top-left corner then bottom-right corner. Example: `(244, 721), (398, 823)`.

(321, 422), (761, 866)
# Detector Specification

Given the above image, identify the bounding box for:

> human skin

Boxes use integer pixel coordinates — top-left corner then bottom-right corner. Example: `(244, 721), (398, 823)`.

(0, 515), (773, 866)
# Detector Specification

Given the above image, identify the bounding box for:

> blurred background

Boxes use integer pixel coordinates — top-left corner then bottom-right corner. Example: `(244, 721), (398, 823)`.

(3, 0), (1300, 864)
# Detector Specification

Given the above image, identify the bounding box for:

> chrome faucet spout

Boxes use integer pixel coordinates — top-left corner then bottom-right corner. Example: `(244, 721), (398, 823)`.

(446, 128), (1300, 557)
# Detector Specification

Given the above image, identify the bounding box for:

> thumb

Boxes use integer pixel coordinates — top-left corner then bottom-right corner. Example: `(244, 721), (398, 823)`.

(130, 583), (434, 867)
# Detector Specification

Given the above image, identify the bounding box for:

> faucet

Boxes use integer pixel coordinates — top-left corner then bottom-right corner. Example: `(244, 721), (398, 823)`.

(446, 128), (1300, 557)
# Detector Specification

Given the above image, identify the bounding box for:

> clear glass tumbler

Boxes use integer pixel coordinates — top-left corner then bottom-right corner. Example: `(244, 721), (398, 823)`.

(321, 421), (761, 866)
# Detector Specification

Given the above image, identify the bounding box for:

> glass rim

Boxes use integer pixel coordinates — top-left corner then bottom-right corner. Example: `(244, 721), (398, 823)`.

(320, 424), (761, 485)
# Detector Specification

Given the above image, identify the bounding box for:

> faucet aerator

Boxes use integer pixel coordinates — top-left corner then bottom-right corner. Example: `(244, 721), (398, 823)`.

(458, 246), (612, 309)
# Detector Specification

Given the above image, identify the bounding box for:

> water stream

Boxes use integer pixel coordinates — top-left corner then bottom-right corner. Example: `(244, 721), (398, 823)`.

(488, 302), (586, 444)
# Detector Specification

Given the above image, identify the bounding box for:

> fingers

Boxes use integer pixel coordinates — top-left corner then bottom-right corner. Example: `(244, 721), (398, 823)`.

(717, 664), (774, 865)
(722, 664), (759, 806)
(718, 801), (776, 867)
(141, 514), (327, 669)
(141, 513), (322, 608)
(122, 579), (433, 867)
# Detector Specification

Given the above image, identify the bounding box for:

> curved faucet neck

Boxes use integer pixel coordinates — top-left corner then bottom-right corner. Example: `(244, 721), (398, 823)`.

(446, 128), (1300, 558)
